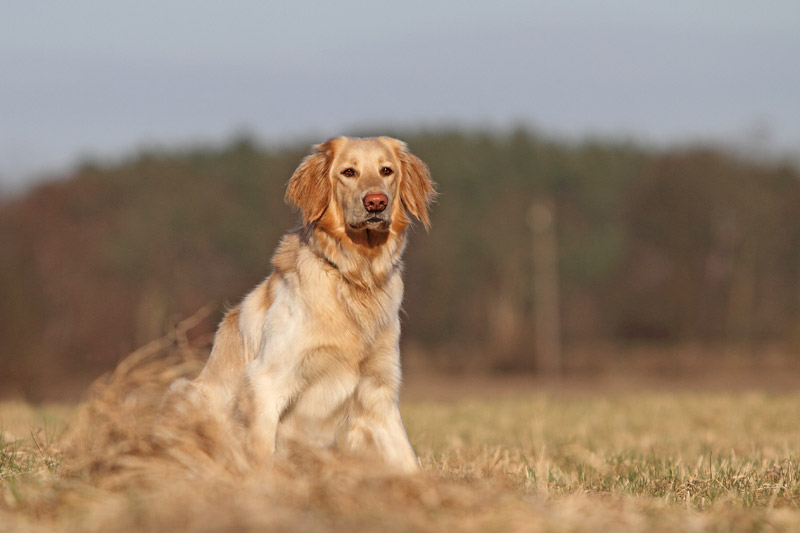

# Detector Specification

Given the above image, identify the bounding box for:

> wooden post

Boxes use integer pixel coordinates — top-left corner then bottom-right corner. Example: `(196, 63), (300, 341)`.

(528, 197), (562, 375)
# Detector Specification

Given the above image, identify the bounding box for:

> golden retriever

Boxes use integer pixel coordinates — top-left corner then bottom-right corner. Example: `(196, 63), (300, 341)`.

(159, 136), (436, 473)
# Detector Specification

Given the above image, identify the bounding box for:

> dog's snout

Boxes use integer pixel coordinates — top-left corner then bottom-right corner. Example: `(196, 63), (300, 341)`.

(363, 192), (388, 213)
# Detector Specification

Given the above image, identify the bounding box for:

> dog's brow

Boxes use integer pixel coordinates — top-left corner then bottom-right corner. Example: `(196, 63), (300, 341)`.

(338, 158), (359, 167)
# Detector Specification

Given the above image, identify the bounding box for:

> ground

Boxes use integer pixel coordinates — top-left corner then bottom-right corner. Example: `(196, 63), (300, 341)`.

(2, 355), (800, 532)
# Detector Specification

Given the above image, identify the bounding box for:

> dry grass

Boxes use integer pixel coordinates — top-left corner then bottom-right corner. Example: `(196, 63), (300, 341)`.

(2, 323), (800, 531)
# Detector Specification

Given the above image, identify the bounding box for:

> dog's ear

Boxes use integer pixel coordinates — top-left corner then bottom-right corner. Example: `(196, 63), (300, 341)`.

(393, 140), (437, 230)
(285, 140), (335, 224)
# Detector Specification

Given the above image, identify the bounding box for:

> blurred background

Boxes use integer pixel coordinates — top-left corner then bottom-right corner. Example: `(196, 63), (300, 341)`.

(2, 1), (799, 400)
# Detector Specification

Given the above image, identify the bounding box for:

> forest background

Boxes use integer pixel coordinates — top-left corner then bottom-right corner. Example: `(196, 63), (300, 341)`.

(3, 129), (800, 400)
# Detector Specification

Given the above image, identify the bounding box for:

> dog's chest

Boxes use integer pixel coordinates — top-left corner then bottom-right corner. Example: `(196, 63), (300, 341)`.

(296, 267), (402, 339)
(340, 281), (400, 331)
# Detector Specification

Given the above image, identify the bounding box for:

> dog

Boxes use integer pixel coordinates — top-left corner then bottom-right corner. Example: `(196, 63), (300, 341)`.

(159, 136), (436, 473)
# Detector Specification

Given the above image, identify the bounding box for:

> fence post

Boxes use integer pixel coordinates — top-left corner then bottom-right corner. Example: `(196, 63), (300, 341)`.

(528, 196), (562, 375)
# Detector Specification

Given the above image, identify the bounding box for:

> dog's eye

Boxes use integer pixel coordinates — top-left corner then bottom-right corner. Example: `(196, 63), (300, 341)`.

(380, 167), (393, 176)
(341, 168), (356, 178)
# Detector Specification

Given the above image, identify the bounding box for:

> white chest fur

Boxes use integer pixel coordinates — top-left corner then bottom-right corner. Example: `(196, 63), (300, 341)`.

(241, 254), (405, 451)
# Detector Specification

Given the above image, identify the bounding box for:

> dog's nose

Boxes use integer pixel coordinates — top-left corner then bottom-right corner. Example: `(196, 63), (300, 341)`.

(363, 192), (388, 213)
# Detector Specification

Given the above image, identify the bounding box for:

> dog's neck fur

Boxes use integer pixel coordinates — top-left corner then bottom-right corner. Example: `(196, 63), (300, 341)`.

(300, 223), (407, 289)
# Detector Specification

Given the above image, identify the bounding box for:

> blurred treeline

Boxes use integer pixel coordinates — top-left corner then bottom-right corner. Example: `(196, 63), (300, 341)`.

(2, 130), (800, 398)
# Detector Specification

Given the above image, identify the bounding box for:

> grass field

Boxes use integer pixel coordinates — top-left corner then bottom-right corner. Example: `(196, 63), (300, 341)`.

(2, 350), (800, 531)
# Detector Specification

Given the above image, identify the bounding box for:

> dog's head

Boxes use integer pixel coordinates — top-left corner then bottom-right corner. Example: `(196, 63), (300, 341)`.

(285, 137), (436, 237)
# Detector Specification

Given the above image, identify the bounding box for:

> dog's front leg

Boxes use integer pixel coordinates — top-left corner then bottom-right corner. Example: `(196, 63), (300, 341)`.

(237, 361), (299, 465)
(343, 372), (419, 473)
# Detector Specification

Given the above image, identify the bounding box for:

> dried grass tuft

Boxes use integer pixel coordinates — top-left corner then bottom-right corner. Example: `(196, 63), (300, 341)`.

(61, 308), (210, 486)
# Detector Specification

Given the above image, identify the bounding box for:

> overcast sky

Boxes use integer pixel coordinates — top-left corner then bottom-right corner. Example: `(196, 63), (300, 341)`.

(2, 0), (799, 191)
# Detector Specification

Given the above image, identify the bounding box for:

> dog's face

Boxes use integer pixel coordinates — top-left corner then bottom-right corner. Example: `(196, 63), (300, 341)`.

(331, 137), (399, 232)
(285, 137), (436, 239)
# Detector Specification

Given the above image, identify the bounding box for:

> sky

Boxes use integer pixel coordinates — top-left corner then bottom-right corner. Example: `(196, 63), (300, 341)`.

(1, 0), (799, 191)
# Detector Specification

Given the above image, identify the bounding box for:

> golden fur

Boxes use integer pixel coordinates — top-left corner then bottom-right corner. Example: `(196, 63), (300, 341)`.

(159, 137), (436, 472)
